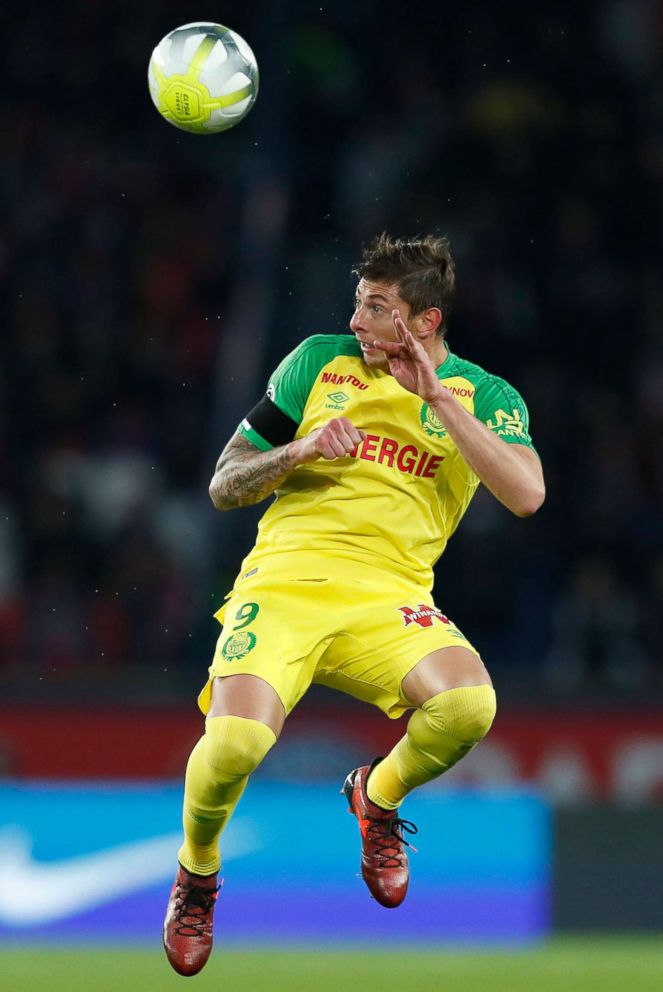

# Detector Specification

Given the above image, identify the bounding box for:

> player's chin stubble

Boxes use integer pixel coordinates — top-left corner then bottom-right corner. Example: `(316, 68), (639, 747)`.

(361, 349), (389, 371)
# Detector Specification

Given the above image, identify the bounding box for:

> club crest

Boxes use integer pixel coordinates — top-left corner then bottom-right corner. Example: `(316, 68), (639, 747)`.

(221, 631), (257, 661)
(420, 403), (447, 438)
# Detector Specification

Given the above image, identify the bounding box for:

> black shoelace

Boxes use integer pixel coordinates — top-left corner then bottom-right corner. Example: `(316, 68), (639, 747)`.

(367, 816), (418, 869)
(173, 882), (219, 937)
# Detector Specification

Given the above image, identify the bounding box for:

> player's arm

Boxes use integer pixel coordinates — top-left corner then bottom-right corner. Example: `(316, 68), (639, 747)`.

(375, 311), (545, 518)
(423, 402), (544, 517)
(209, 417), (365, 511)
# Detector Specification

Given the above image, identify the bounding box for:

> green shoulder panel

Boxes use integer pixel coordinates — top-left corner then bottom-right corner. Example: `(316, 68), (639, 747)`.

(443, 352), (535, 449)
(474, 374), (534, 447)
(268, 334), (361, 421)
(238, 334), (361, 449)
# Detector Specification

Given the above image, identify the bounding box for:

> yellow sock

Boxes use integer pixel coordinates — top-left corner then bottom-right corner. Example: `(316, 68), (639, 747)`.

(178, 714), (276, 875)
(366, 685), (497, 810)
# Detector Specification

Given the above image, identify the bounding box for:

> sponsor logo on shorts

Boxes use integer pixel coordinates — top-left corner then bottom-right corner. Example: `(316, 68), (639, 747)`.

(398, 604), (452, 629)
(325, 390), (349, 410)
(222, 631), (257, 660)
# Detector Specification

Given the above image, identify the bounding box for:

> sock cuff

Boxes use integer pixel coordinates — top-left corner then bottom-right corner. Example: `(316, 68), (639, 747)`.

(205, 714), (277, 747)
(366, 766), (401, 811)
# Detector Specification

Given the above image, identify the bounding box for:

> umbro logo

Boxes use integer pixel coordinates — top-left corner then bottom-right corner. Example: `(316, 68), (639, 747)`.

(325, 390), (350, 410)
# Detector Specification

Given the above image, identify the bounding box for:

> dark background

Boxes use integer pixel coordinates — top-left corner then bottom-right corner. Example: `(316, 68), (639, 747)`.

(1, 0), (662, 710)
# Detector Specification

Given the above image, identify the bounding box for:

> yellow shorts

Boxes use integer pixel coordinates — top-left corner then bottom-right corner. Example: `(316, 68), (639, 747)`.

(198, 555), (479, 719)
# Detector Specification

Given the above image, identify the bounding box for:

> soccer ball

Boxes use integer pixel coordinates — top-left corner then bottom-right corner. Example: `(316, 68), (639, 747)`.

(148, 22), (259, 134)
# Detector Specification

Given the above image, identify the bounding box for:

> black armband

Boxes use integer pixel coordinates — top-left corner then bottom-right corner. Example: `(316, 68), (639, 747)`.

(244, 394), (299, 447)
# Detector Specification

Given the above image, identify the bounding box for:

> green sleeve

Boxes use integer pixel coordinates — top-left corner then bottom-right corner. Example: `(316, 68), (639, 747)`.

(237, 420), (273, 451)
(237, 336), (343, 449)
(473, 375), (535, 449)
(264, 337), (326, 422)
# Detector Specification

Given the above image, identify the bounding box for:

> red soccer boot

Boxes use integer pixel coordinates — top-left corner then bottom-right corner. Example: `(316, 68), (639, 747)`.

(342, 760), (418, 909)
(163, 864), (220, 976)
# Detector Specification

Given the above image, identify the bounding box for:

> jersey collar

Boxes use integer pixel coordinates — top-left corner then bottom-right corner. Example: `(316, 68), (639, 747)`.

(434, 342), (455, 378)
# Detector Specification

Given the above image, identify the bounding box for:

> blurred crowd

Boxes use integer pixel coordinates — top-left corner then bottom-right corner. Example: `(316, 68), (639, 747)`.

(1, 0), (662, 703)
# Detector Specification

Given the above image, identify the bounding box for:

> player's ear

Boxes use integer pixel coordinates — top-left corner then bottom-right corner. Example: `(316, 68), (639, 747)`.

(417, 307), (443, 340)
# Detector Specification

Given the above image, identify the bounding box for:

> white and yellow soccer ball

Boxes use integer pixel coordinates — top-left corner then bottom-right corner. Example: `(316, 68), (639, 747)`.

(148, 22), (258, 134)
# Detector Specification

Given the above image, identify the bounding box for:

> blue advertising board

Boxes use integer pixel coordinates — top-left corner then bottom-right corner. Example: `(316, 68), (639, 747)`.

(0, 783), (550, 944)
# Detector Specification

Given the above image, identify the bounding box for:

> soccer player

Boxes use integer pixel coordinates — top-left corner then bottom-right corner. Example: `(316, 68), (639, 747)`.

(163, 234), (545, 975)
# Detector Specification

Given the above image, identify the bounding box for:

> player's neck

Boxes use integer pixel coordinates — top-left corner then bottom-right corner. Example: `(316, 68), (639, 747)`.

(428, 338), (449, 370)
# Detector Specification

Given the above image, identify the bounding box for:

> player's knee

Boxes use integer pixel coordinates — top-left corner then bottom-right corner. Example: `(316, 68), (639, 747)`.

(423, 684), (497, 746)
(203, 715), (276, 780)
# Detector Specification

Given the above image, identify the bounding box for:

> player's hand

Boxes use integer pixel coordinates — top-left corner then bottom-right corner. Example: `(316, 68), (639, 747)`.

(291, 417), (366, 463)
(373, 310), (444, 404)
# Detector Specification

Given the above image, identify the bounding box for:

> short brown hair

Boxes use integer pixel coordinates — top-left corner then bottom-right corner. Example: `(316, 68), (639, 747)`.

(353, 233), (455, 335)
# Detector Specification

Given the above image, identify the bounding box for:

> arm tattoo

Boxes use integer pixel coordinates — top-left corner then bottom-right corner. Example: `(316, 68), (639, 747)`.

(209, 433), (298, 510)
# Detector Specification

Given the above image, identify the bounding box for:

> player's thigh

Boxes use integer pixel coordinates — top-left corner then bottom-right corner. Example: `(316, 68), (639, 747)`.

(208, 673), (287, 737)
(401, 645), (492, 708)
(318, 588), (483, 718)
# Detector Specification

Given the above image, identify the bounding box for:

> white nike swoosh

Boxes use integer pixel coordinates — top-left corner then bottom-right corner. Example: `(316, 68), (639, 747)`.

(0, 821), (259, 927)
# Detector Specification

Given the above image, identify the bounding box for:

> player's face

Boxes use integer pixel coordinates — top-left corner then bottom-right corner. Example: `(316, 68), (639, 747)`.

(350, 278), (412, 370)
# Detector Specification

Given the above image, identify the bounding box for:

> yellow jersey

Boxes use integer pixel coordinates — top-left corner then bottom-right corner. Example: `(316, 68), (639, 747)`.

(237, 334), (535, 590)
